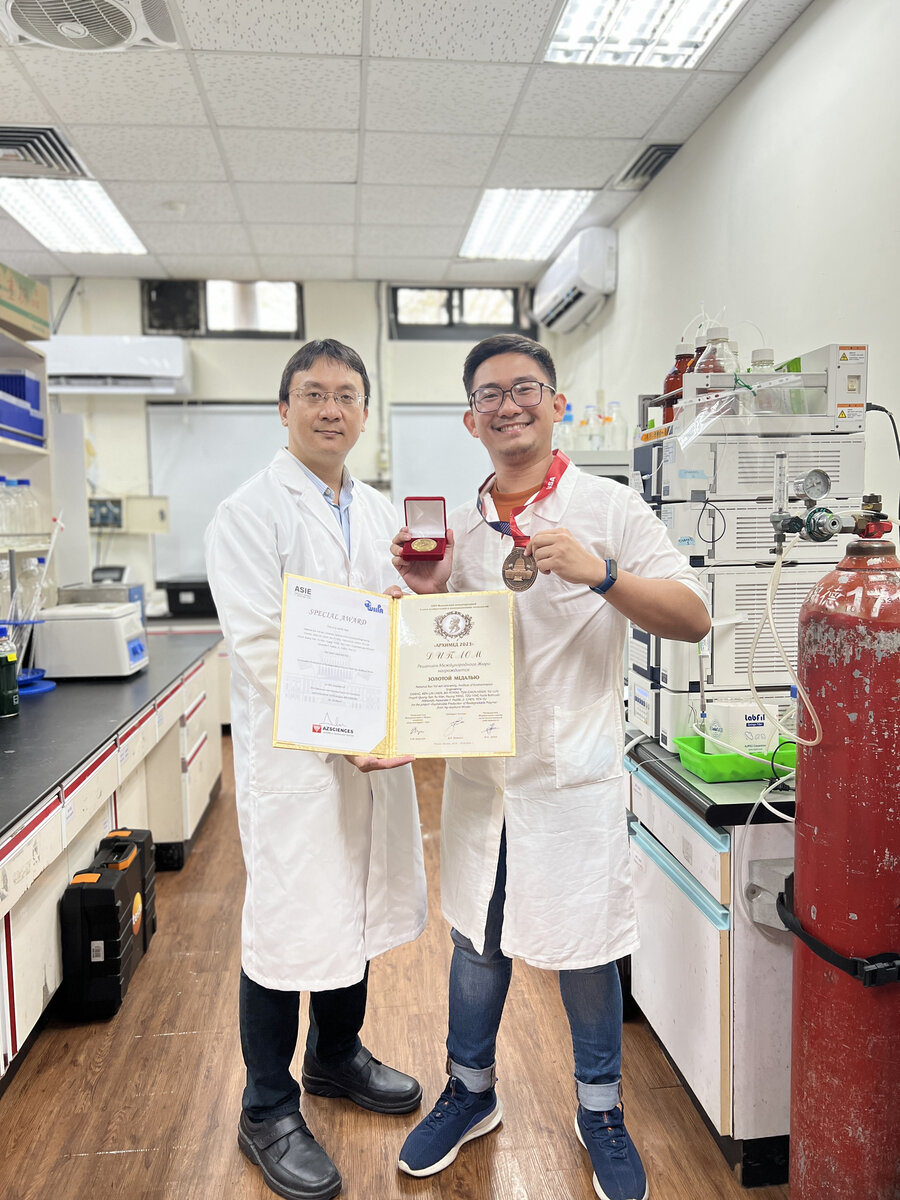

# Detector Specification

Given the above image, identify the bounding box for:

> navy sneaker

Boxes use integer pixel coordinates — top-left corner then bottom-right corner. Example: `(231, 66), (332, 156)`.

(575, 1103), (649, 1200)
(398, 1077), (502, 1177)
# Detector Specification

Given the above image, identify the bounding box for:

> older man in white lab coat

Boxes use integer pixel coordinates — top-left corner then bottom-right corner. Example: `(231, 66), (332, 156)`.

(206, 339), (426, 1200)
(392, 335), (710, 1200)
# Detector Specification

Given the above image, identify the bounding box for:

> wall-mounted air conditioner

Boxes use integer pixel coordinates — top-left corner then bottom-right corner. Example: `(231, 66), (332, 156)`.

(533, 227), (617, 334)
(42, 335), (192, 395)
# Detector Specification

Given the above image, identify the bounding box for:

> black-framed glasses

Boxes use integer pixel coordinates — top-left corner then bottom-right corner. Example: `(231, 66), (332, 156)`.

(469, 380), (555, 413)
(289, 387), (363, 408)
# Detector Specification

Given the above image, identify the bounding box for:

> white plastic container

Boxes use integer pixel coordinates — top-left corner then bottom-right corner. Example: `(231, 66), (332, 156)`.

(703, 696), (776, 757)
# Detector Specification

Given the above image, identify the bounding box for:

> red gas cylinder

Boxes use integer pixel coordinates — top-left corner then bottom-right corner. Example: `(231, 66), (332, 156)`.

(791, 539), (900, 1198)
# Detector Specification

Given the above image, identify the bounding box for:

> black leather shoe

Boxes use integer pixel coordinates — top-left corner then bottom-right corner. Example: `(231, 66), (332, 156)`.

(238, 1110), (341, 1200)
(301, 1046), (423, 1114)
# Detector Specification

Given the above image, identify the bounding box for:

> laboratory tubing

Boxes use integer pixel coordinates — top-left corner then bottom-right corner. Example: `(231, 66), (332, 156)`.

(0, 624), (19, 718)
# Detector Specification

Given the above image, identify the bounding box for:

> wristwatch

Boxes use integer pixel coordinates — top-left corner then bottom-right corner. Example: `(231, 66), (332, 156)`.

(590, 558), (618, 595)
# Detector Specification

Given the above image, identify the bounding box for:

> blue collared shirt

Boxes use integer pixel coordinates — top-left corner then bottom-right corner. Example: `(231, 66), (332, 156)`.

(295, 458), (354, 555)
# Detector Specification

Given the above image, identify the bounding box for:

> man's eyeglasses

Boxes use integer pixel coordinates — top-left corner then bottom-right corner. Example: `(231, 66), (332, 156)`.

(469, 380), (555, 413)
(290, 388), (363, 408)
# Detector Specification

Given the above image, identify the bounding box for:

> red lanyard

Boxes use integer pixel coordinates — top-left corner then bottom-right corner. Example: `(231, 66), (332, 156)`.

(476, 451), (570, 548)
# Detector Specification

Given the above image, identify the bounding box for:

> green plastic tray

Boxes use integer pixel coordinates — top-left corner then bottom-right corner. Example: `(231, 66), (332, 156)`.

(672, 736), (796, 783)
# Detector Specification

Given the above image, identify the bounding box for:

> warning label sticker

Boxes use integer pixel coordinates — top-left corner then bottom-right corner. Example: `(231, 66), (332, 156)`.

(838, 346), (866, 362)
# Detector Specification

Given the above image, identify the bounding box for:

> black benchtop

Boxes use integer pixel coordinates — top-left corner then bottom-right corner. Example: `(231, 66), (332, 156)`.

(0, 632), (222, 840)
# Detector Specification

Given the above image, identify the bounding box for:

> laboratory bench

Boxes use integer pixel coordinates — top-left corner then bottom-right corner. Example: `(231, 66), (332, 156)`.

(0, 631), (225, 1090)
(624, 736), (795, 1187)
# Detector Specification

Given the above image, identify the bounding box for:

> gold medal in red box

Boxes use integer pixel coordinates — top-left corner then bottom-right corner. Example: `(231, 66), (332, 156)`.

(476, 451), (571, 592)
(401, 497), (447, 561)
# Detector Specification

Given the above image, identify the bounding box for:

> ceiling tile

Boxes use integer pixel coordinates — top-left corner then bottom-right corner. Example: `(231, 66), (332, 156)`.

(356, 257), (448, 281)
(104, 181), (243, 224)
(488, 137), (640, 188)
(234, 182), (357, 223)
(219, 129), (358, 182)
(16, 49), (207, 126)
(133, 223), (253, 255)
(650, 71), (743, 141)
(197, 53), (360, 129)
(258, 255), (354, 279)
(357, 225), (463, 257)
(0, 250), (66, 278)
(369, 0), (558, 62)
(512, 65), (687, 139)
(362, 133), (497, 185)
(177, 0), (362, 54)
(366, 60), (528, 134)
(0, 59), (55, 124)
(360, 185), (478, 226)
(250, 225), (355, 254)
(54, 253), (166, 277)
(701, 0), (815, 72)
(158, 255), (261, 280)
(445, 260), (540, 284)
(0, 217), (47, 252)
(69, 125), (227, 181)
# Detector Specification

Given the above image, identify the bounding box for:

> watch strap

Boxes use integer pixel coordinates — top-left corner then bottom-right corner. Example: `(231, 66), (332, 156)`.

(590, 558), (617, 595)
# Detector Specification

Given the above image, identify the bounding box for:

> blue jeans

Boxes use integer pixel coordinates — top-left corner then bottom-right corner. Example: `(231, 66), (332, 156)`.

(239, 964), (369, 1120)
(447, 829), (622, 1112)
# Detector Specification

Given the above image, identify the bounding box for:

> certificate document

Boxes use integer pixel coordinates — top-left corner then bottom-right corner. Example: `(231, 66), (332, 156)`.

(273, 575), (515, 759)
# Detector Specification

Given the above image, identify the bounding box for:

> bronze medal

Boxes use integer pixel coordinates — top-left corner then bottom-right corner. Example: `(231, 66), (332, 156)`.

(502, 546), (538, 592)
(410, 537), (438, 552)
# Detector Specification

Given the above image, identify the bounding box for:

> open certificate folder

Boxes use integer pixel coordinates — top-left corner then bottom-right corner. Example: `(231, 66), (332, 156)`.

(273, 575), (515, 758)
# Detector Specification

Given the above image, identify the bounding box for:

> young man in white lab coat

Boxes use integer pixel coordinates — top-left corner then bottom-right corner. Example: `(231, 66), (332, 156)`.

(391, 335), (710, 1200)
(206, 339), (427, 1200)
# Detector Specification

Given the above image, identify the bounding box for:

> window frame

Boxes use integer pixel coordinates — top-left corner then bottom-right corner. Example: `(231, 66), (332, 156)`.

(141, 279), (305, 340)
(388, 285), (535, 342)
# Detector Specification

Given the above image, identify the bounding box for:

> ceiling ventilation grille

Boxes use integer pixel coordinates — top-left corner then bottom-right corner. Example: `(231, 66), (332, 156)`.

(0, 127), (88, 179)
(1, 0), (178, 51)
(612, 144), (682, 191)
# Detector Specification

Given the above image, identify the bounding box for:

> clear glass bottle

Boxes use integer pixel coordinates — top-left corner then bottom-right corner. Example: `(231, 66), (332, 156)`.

(15, 556), (42, 618)
(3, 479), (23, 535)
(0, 477), (11, 537)
(17, 479), (41, 535)
(554, 402), (575, 452)
(695, 326), (740, 375)
(606, 401), (628, 451)
(576, 404), (597, 451)
(0, 557), (10, 620)
(0, 624), (19, 719)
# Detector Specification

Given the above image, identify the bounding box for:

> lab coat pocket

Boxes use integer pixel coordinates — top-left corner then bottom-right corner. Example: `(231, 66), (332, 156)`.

(553, 693), (623, 790)
(249, 690), (336, 795)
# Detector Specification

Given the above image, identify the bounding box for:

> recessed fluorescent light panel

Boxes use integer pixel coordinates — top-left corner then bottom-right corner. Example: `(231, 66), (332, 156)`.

(460, 190), (595, 261)
(546, 0), (750, 68)
(0, 178), (146, 254)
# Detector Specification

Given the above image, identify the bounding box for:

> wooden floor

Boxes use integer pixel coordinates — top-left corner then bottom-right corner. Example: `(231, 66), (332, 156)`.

(0, 740), (790, 1200)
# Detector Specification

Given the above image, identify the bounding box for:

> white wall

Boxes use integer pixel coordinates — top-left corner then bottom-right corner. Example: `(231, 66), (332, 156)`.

(551, 0), (900, 514)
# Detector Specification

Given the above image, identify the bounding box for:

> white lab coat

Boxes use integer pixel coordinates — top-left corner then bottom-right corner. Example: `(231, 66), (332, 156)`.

(441, 463), (709, 971)
(205, 448), (426, 991)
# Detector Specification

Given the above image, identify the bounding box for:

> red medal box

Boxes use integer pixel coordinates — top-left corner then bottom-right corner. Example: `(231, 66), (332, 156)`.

(401, 496), (447, 560)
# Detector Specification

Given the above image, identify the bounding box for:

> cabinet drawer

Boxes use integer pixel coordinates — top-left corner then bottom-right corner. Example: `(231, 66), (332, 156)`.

(0, 795), (63, 921)
(628, 765), (730, 904)
(117, 706), (157, 781)
(155, 679), (184, 739)
(629, 820), (731, 1135)
(180, 691), (208, 758)
(61, 742), (118, 846)
(182, 733), (210, 840)
(182, 659), (206, 709)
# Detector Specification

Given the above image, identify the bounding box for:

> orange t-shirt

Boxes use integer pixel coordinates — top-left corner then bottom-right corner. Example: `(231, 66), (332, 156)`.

(491, 486), (538, 526)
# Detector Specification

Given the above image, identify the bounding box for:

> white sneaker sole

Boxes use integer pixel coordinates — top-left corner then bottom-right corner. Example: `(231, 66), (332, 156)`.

(574, 1115), (650, 1200)
(398, 1099), (503, 1178)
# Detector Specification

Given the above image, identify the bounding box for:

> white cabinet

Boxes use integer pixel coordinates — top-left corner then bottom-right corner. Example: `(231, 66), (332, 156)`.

(626, 757), (795, 1180)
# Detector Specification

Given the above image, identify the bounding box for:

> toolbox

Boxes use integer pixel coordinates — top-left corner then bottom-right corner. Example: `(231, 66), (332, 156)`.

(60, 829), (157, 1019)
